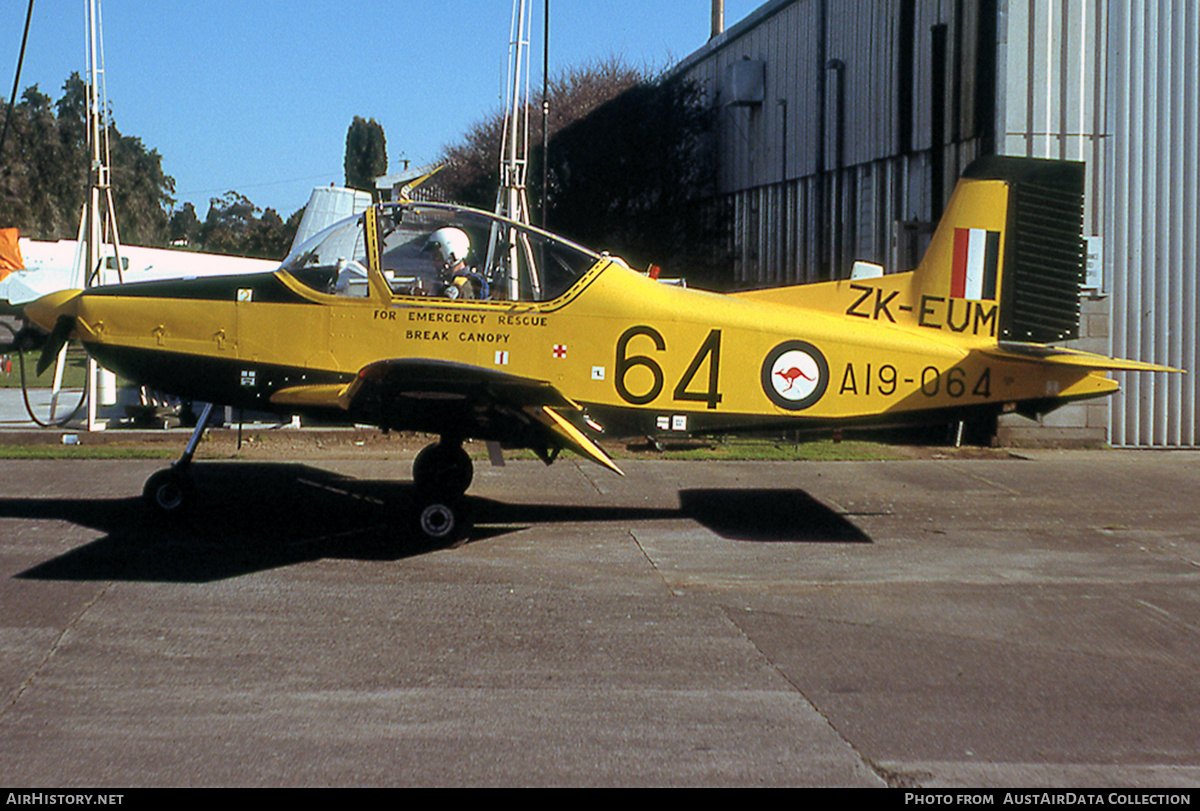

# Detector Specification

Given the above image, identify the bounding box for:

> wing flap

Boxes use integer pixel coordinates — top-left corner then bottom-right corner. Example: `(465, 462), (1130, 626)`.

(527, 405), (623, 476)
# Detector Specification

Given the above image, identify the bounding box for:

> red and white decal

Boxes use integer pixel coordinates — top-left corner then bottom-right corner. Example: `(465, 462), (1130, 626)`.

(951, 227), (1000, 300)
(552, 344), (567, 359)
(770, 352), (820, 400)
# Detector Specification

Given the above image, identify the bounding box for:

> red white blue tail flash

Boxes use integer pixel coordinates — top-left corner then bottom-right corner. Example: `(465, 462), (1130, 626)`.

(951, 228), (1000, 301)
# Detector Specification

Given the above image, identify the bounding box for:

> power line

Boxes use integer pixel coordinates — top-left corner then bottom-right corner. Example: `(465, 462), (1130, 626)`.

(0, 0), (36, 164)
(176, 171), (337, 198)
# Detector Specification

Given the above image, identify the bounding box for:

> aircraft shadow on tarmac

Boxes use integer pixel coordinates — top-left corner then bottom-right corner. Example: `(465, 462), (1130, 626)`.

(5, 462), (871, 583)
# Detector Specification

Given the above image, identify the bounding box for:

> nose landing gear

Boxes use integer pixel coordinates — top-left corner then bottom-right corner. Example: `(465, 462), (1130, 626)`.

(142, 402), (215, 518)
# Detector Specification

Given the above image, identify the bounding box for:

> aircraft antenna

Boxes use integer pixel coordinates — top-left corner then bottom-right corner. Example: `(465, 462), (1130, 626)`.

(487, 0), (541, 300)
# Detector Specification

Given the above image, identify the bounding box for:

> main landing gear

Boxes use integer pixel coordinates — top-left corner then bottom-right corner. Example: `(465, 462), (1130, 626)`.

(410, 438), (474, 547)
(142, 402), (215, 516)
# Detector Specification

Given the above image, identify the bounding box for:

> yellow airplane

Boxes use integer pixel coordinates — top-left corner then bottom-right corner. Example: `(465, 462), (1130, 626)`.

(18, 156), (1178, 543)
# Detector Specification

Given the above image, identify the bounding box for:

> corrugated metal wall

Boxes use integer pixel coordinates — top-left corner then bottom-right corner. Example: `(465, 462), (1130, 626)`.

(994, 0), (1111, 446)
(1106, 0), (1199, 447)
(999, 0), (1107, 236)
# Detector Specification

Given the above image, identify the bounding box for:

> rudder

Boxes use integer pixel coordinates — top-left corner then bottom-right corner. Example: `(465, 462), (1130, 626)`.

(952, 156), (1086, 344)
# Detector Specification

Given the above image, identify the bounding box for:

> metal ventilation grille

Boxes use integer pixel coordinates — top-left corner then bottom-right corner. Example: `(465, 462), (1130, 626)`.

(1001, 176), (1086, 343)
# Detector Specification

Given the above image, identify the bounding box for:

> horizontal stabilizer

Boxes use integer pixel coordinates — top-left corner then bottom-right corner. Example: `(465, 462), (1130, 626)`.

(982, 342), (1183, 373)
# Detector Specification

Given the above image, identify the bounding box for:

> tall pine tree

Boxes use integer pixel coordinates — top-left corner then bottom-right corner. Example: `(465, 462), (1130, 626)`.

(344, 117), (387, 193)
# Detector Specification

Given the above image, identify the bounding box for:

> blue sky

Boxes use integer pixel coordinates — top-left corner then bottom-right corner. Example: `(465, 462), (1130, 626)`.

(5, 1), (761, 218)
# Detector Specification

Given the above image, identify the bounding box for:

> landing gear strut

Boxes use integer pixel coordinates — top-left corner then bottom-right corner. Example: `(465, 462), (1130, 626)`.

(143, 402), (215, 517)
(409, 438), (474, 546)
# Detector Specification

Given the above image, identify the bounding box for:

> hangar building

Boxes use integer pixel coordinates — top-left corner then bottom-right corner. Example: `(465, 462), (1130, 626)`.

(674, 0), (1198, 447)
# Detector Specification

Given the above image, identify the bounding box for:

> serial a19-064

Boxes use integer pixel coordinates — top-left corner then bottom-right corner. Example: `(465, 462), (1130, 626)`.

(18, 156), (1179, 543)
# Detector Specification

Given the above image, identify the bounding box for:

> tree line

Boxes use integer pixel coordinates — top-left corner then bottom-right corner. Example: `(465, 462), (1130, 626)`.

(0, 74), (173, 246)
(0, 73), (300, 260)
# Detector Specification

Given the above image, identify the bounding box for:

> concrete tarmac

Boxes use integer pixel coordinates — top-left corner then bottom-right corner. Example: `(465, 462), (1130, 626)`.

(0, 449), (1198, 787)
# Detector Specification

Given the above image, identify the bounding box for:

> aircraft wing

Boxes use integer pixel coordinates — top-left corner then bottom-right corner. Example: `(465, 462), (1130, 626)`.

(271, 359), (622, 475)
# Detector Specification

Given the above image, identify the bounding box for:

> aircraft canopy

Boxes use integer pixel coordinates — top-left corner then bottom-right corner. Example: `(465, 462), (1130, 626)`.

(280, 203), (602, 303)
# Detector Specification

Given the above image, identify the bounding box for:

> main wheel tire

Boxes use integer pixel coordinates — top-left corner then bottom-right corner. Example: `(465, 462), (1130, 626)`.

(410, 497), (473, 548)
(143, 468), (195, 516)
(412, 442), (473, 496)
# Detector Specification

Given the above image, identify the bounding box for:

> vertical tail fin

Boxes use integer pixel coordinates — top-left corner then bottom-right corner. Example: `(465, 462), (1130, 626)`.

(916, 156), (1087, 344)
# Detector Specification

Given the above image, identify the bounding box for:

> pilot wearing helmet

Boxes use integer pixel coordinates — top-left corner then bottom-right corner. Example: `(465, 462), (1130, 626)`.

(423, 226), (489, 299)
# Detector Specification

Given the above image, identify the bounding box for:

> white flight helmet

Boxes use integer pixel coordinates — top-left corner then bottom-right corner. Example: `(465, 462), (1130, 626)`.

(424, 227), (471, 269)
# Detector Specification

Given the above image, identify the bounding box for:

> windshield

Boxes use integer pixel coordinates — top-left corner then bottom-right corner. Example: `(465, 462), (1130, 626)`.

(280, 202), (602, 302)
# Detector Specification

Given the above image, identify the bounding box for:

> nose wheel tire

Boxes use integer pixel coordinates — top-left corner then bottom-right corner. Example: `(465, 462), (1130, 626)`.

(143, 468), (195, 516)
